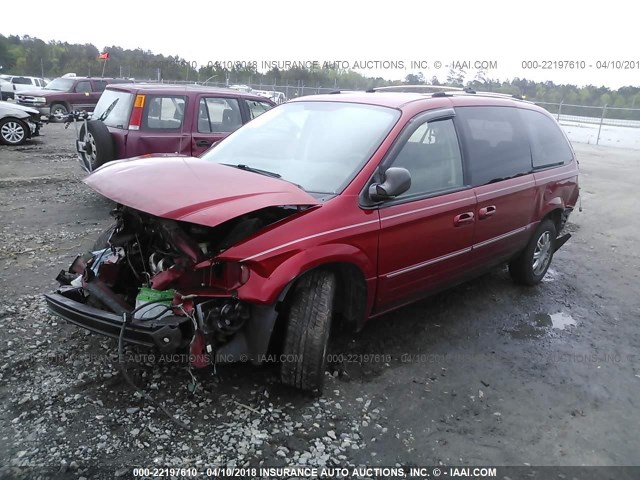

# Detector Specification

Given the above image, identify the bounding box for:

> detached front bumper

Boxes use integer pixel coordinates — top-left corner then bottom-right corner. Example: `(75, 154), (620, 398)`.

(45, 288), (280, 364)
(44, 290), (192, 351)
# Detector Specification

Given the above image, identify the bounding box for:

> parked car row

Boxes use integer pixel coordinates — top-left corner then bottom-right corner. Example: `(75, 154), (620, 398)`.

(0, 75), (49, 101)
(45, 88), (580, 393)
(228, 84), (287, 104)
(0, 74), (137, 147)
(16, 76), (133, 122)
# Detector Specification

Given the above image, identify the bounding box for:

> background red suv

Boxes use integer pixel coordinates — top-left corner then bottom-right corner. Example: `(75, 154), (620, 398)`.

(75, 84), (276, 171)
(46, 91), (579, 393)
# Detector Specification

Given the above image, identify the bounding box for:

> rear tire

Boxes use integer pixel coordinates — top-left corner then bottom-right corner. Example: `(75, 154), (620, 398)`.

(79, 120), (114, 171)
(509, 219), (557, 286)
(0, 118), (29, 145)
(49, 103), (69, 123)
(280, 270), (336, 394)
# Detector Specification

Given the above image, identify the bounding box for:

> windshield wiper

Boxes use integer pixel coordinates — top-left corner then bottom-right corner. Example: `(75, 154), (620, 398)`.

(222, 163), (281, 179)
(221, 163), (307, 190)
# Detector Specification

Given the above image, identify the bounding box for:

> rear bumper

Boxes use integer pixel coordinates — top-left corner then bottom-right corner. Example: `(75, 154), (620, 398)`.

(44, 291), (191, 350)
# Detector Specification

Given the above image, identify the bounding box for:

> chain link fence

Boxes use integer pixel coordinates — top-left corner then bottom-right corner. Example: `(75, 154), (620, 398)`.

(535, 101), (640, 147)
(160, 79), (341, 100)
(154, 79), (640, 148)
(535, 101), (640, 127)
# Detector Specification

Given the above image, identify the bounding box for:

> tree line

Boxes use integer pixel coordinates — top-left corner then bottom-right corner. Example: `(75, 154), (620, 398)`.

(2, 34), (639, 115)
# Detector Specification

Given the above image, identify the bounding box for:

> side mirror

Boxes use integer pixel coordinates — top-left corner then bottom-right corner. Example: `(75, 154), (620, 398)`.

(368, 167), (411, 202)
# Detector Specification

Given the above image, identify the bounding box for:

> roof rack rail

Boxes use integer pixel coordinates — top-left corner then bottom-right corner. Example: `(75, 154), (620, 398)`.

(329, 86), (529, 102)
(327, 90), (368, 95)
(373, 85), (464, 93)
(448, 90), (528, 101)
(370, 85), (527, 100)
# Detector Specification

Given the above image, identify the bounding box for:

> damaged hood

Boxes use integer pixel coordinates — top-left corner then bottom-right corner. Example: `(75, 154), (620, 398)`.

(84, 156), (320, 227)
(0, 101), (40, 116)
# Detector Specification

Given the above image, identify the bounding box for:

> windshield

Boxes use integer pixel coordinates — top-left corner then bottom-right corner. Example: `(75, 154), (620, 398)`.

(44, 78), (75, 92)
(92, 89), (134, 128)
(201, 101), (400, 194)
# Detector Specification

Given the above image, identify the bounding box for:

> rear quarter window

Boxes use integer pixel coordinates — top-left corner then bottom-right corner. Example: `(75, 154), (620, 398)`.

(143, 96), (186, 130)
(455, 106), (532, 186)
(198, 97), (242, 133)
(519, 109), (574, 169)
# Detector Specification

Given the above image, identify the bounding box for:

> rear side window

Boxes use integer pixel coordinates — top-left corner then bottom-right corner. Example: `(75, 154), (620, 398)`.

(75, 81), (92, 94)
(246, 99), (274, 119)
(12, 77), (31, 85)
(144, 96), (186, 130)
(519, 109), (573, 168)
(455, 106), (532, 186)
(198, 97), (242, 133)
(92, 89), (134, 129)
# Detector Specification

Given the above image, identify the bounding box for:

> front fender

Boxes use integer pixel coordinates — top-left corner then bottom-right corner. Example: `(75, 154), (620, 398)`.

(237, 243), (374, 305)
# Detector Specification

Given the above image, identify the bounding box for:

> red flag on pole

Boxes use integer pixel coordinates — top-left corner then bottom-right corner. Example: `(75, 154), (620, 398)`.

(99, 52), (110, 60)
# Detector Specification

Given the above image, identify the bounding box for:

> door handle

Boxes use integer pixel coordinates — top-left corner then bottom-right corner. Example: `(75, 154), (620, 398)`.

(478, 205), (497, 220)
(453, 211), (475, 226)
(196, 140), (212, 147)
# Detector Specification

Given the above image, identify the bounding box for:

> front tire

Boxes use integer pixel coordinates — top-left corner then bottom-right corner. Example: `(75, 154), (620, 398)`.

(280, 270), (336, 394)
(49, 103), (69, 123)
(0, 118), (29, 145)
(509, 219), (557, 285)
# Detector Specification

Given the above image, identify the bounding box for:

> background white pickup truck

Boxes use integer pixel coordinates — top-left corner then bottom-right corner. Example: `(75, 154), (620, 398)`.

(0, 75), (48, 100)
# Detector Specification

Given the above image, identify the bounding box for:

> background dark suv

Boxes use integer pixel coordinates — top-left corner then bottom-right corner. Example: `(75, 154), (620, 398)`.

(15, 76), (132, 122)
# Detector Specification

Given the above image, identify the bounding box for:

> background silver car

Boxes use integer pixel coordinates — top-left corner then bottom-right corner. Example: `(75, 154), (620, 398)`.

(0, 101), (43, 146)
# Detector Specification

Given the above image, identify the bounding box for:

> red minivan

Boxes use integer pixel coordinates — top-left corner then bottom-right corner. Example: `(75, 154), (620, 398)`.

(46, 91), (579, 393)
(75, 84), (276, 171)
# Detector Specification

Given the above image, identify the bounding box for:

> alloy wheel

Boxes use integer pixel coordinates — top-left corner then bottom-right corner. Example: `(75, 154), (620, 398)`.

(532, 231), (552, 276)
(1, 121), (26, 144)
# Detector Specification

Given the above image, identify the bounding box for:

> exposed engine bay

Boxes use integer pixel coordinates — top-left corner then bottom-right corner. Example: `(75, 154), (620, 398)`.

(49, 204), (305, 365)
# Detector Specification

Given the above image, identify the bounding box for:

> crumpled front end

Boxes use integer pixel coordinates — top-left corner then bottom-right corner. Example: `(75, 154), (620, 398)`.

(45, 204), (305, 366)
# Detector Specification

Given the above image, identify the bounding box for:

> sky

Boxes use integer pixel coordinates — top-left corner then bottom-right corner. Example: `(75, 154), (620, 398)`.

(2, 0), (638, 89)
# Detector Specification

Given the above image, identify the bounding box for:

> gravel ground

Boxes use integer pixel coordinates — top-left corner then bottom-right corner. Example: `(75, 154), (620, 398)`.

(0, 124), (638, 479)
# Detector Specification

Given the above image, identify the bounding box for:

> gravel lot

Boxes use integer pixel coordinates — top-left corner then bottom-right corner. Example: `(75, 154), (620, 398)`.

(0, 124), (638, 479)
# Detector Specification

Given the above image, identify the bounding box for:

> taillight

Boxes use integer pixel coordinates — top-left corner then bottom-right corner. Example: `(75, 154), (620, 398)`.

(128, 94), (145, 130)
